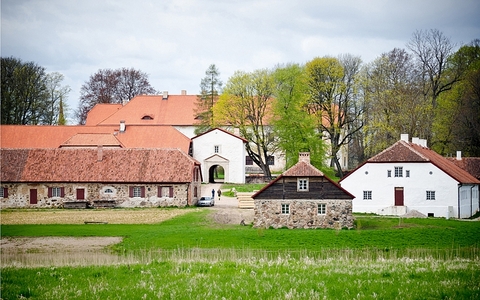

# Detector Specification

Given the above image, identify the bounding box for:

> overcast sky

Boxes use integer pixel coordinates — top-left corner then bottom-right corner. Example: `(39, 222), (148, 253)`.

(2, 0), (479, 122)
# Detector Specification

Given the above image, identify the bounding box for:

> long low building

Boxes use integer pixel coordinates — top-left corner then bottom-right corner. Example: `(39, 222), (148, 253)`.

(0, 148), (202, 208)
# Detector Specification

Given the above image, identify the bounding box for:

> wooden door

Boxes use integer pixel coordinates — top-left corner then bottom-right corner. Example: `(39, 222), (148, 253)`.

(394, 187), (404, 206)
(76, 188), (85, 200)
(30, 189), (37, 204)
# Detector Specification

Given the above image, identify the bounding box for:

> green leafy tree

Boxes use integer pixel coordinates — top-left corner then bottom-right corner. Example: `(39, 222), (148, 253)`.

(433, 39), (480, 155)
(272, 63), (330, 174)
(213, 69), (276, 179)
(194, 64), (223, 134)
(1, 57), (50, 124)
(305, 55), (363, 177)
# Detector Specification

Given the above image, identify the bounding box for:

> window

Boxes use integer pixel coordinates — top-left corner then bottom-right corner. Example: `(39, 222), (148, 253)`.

(406, 170), (410, 177)
(0, 187), (6, 198)
(394, 166), (403, 177)
(129, 186), (145, 198)
(426, 191), (436, 200)
(281, 204), (290, 214)
(298, 178), (309, 191)
(267, 156), (275, 166)
(246, 156), (253, 165)
(214, 145), (220, 153)
(158, 186), (173, 198)
(48, 187), (64, 198)
(317, 203), (326, 215)
(387, 170), (392, 177)
(133, 187), (142, 197)
(104, 188), (114, 194)
(363, 191), (372, 200)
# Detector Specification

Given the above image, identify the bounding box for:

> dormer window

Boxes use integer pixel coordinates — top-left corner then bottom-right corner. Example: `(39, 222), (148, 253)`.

(141, 115), (153, 120)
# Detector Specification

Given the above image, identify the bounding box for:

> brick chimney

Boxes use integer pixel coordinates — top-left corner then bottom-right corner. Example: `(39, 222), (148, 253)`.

(299, 152), (310, 164)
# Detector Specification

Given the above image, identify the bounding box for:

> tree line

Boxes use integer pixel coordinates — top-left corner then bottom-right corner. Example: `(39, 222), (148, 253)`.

(196, 30), (479, 177)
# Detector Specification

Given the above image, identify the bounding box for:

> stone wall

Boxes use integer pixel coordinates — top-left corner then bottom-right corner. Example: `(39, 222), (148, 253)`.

(0, 182), (200, 209)
(253, 199), (354, 229)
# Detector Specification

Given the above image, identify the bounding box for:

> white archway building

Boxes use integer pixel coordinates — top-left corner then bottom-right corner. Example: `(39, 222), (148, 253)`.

(192, 128), (247, 184)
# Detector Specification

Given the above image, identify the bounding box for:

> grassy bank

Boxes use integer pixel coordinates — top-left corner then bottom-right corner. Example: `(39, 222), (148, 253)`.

(2, 210), (480, 251)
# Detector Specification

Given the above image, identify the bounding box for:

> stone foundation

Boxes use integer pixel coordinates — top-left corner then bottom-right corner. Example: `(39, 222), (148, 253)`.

(0, 182), (200, 209)
(253, 199), (354, 229)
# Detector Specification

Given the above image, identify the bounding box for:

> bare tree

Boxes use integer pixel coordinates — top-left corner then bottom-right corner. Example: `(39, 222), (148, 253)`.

(76, 68), (157, 124)
(407, 29), (460, 109)
(42, 72), (71, 125)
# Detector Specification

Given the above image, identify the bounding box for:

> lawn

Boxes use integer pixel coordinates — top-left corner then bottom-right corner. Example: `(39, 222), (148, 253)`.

(1, 209), (480, 299)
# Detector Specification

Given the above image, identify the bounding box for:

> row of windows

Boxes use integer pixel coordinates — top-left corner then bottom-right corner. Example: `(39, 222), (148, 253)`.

(386, 167), (411, 178)
(281, 203), (326, 215)
(0, 186), (176, 199)
(363, 190), (436, 200)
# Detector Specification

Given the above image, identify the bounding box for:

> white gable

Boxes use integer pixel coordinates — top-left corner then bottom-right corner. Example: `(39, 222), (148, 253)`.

(192, 129), (246, 183)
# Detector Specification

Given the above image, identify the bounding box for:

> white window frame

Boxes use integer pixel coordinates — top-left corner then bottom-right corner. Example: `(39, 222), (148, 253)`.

(387, 170), (392, 177)
(0, 188), (4, 198)
(363, 190), (372, 200)
(214, 145), (220, 154)
(133, 186), (142, 198)
(426, 190), (436, 200)
(281, 204), (290, 215)
(394, 166), (403, 177)
(317, 203), (326, 215)
(297, 178), (309, 191)
(52, 187), (62, 197)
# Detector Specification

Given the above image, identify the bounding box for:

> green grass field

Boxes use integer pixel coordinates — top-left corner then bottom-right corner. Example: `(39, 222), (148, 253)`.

(1, 209), (480, 299)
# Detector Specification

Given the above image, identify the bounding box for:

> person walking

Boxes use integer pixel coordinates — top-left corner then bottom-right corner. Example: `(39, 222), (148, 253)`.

(211, 188), (215, 199)
(217, 189), (222, 201)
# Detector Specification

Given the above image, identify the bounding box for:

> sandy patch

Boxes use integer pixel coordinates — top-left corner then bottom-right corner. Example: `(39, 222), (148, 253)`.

(1, 236), (122, 252)
(0, 208), (195, 225)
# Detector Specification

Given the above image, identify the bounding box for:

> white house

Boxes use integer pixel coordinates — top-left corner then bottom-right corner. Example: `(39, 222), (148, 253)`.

(191, 128), (247, 184)
(339, 134), (480, 219)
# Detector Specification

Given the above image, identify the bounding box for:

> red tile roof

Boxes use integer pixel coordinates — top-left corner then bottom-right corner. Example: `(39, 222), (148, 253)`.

(283, 161), (325, 177)
(342, 140), (480, 184)
(446, 157), (480, 180)
(94, 95), (200, 126)
(0, 125), (119, 148)
(0, 125), (191, 153)
(85, 104), (122, 125)
(1, 148), (200, 183)
(61, 133), (123, 148)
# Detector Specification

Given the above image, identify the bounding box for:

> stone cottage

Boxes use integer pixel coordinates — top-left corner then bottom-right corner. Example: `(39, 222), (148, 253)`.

(252, 153), (355, 229)
(0, 147), (202, 208)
